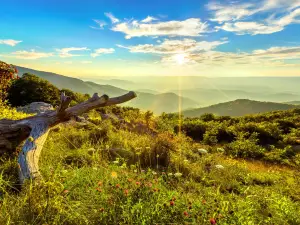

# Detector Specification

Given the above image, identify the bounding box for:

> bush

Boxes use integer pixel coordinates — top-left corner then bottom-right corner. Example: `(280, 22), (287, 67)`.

(7, 73), (60, 107)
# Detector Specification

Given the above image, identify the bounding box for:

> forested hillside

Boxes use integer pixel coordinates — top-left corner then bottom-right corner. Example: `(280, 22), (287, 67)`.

(183, 99), (300, 117)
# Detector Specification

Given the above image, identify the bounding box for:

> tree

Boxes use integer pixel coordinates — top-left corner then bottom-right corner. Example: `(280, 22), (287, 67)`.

(7, 73), (60, 107)
(0, 61), (18, 102)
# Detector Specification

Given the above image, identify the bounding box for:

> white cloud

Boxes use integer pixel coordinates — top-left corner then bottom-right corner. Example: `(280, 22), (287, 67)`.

(112, 18), (209, 39)
(117, 38), (227, 54)
(0, 39), (22, 46)
(81, 61), (93, 64)
(10, 50), (53, 59)
(90, 19), (107, 29)
(56, 47), (89, 58)
(91, 48), (115, 57)
(141, 16), (158, 23)
(207, 0), (300, 35)
(104, 12), (120, 24)
(161, 45), (300, 67)
(218, 22), (284, 35)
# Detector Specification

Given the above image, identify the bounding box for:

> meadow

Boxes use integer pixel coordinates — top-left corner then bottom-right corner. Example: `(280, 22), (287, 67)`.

(1, 103), (300, 225)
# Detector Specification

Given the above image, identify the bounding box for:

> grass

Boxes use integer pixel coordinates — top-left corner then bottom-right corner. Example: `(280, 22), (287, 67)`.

(0, 108), (300, 224)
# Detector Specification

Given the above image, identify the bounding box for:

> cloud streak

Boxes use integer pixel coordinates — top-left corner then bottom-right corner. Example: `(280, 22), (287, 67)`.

(56, 47), (90, 58)
(117, 38), (227, 54)
(105, 12), (120, 24)
(0, 39), (22, 46)
(10, 50), (53, 59)
(91, 48), (115, 57)
(112, 18), (209, 39)
(207, 0), (300, 35)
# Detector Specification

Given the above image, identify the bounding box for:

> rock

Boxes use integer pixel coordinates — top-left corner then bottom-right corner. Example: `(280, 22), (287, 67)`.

(17, 102), (54, 115)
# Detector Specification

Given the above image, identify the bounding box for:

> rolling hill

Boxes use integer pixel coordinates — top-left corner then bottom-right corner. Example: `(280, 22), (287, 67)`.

(182, 99), (300, 117)
(171, 88), (300, 107)
(15, 66), (198, 113)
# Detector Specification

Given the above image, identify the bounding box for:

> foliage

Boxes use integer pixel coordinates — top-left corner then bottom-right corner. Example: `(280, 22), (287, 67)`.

(0, 61), (18, 102)
(1, 88), (300, 224)
(7, 73), (61, 107)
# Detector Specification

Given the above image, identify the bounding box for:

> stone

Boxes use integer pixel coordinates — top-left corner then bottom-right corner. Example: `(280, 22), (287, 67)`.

(17, 102), (54, 115)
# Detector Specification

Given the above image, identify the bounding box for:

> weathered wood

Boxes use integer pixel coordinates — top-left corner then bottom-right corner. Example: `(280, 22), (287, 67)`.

(0, 91), (137, 183)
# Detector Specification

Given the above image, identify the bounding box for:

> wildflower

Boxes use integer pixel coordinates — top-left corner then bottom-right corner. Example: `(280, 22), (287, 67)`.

(63, 190), (69, 194)
(124, 189), (129, 196)
(198, 148), (208, 154)
(111, 171), (118, 178)
(136, 181), (141, 186)
(170, 201), (175, 206)
(115, 184), (120, 189)
(134, 169), (138, 173)
(202, 199), (207, 204)
(183, 211), (189, 217)
(147, 182), (153, 187)
(168, 173), (173, 176)
(215, 165), (224, 169)
(183, 159), (189, 163)
(174, 172), (182, 178)
(113, 161), (119, 164)
(152, 171), (157, 175)
(92, 167), (98, 170)
(209, 218), (216, 224)
(145, 146), (151, 150)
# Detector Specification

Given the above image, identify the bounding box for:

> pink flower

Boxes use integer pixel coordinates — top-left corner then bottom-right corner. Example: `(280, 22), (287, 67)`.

(209, 218), (216, 224)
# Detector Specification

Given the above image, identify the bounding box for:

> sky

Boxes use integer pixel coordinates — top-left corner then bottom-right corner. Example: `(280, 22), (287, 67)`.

(0, 0), (300, 78)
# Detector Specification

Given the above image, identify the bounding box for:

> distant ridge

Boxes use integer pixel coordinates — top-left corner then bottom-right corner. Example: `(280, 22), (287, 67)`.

(15, 65), (198, 113)
(183, 99), (300, 117)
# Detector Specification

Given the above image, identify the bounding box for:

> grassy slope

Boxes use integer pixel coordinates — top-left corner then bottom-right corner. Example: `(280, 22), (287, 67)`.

(183, 99), (300, 117)
(0, 106), (300, 224)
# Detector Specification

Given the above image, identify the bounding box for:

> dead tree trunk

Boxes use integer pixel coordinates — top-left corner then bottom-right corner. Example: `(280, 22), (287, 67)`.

(0, 91), (136, 184)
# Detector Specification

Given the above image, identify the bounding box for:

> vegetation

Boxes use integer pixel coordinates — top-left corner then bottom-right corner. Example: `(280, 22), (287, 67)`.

(1, 102), (300, 224)
(7, 73), (90, 107)
(0, 61), (18, 102)
(0, 68), (300, 224)
(183, 99), (300, 117)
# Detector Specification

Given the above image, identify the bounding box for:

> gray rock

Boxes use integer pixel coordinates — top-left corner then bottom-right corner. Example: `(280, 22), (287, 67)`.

(17, 102), (54, 115)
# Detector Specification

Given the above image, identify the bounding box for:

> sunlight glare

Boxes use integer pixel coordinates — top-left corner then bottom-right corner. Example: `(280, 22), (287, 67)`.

(174, 53), (186, 65)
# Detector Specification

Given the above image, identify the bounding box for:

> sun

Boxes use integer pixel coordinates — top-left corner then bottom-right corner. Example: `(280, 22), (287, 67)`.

(174, 53), (186, 65)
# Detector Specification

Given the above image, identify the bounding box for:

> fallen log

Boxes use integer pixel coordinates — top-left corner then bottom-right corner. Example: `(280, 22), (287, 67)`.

(0, 91), (137, 184)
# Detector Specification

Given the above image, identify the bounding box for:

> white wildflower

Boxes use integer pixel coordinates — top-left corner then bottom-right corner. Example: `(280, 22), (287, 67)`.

(152, 171), (157, 175)
(174, 172), (182, 178)
(168, 173), (173, 176)
(215, 165), (224, 169)
(113, 161), (119, 164)
(198, 148), (208, 154)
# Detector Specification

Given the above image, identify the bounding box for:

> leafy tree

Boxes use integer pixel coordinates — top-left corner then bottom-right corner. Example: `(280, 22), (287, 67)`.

(7, 73), (60, 107)
(0, 61), (18, 102)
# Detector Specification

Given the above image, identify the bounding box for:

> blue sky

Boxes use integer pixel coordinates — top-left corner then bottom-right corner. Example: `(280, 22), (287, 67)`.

(0, 0), (300, 77)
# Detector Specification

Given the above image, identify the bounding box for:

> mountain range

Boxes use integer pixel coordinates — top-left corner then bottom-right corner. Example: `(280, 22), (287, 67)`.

(183, 99), (300, 117)
(16, 66), (199, 113)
